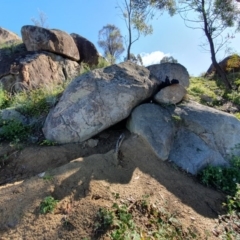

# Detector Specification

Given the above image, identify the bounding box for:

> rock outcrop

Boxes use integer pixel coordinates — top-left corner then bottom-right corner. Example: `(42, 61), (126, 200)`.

(1, 26), (239, 176)
(43, 61), (158, 143)
(71, 33), (99, 66)
(0, 27), (21, 44)
(127, 101), (240, 174)
(0, 26), (102, 93)
(21, 25), (80, 61)
(206, 54), (240, 76)
(0, 51), (80, 92)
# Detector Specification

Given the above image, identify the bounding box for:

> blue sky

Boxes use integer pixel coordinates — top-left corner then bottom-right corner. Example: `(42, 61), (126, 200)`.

(1, 0), (239, 76)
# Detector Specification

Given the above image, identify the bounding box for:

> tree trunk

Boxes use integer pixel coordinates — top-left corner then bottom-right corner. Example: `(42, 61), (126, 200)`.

(201, 0), (232, 90)
(127, 10), (132, 60)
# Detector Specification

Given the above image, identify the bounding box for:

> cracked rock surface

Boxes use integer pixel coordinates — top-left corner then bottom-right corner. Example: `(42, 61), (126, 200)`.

(127, 101), (240, 174)
(43, 61), (158, 143)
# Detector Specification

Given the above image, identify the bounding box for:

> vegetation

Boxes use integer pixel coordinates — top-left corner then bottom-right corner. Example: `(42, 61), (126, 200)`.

(31, 10), (49, 28)
(39, 196), (59, 214)
(187, 77), (219, 103)
(199, 156), (240, 195)
(132, 0), (240, 90)
(98, 24), (125, 64)
(187, 75), (240, 120)
(0, 84), (63, 142)
(39, 139), (57, 146)
(0, 25), (240, 237)
(178, 0), (240, 90)
(94, 195), (199, 239)
(0, 41), (24, 58)
(80, 56), (110, 75)
(117, 0), (154, 61)
(224, 183), (240, 213)
(126, 53), (143, 65)
(160, 56), (178, 64)
(198, 156), (240, 239)
(0, 118), (31, 142)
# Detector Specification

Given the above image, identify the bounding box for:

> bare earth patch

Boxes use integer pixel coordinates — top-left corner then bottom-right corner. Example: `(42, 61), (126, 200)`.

(0, 129), (227, 239)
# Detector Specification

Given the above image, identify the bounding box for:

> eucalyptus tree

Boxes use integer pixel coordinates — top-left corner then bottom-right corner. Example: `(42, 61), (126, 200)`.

(117, 0), (154, 60)
(98, 24), (125, 64)
(132, 0), (240, 89)
(178, 0), (240, 89)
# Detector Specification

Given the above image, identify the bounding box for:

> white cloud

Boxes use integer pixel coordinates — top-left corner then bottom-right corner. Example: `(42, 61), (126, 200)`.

(140, 51), (170, 66)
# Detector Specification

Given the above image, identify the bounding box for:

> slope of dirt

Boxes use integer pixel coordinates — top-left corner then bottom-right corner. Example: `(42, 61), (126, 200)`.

(0, 132), (226, 239)
(0, 128), (125, 185)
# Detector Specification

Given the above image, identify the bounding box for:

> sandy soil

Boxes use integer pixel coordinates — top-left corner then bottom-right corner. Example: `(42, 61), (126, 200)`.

(0, 128), (228, 240)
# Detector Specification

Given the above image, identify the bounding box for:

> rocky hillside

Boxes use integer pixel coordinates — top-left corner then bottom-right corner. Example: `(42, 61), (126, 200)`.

(0, 25), (240, 239)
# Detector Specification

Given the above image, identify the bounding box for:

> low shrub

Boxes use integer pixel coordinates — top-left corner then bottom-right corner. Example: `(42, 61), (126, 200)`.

(199, 156), (240, 195)
(94, 196), (199, 239)
(223, 183), (240, 213)
(0, 118), (31, 141)
(40, 196), (59, 214)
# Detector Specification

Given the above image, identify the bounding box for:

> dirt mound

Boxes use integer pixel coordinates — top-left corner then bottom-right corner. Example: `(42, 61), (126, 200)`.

(0, 132), (226, 239)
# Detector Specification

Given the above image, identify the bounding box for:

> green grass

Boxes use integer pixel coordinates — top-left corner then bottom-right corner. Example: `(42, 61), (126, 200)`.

(188, 76), (240, 115)
(0, 82), (66, 117)
(188, 77), (220, 104)
(0, 41), (25, 58)
(0, 81), (69, 142)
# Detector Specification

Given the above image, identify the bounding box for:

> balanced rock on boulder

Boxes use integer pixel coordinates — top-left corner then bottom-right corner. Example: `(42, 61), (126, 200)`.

(21, 25), (80, 61)
(147, 63), (189, 104)
(148, 63), (190, 88)
(43, 61), (158, 144)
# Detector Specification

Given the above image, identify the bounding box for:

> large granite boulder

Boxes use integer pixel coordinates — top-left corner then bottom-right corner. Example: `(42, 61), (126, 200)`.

(0, 27), (21, 45)
(127, 101), (240, 174)
(169, 101), (240, 174)
(127, 103), (175, 160)
(172, 101), (240, 157)
(0, 52), (80, 92)
(21, 25), (80, 61)
(71, 33), (99, 66)
(43, 61), (158, 143)
(147, 63), (189, 88)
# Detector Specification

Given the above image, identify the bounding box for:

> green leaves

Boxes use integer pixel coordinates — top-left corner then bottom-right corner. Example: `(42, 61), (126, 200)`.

(40, 196), (59, 214)
(0, 118), (31, 141)
(199, 156), (240, 195)
(94, 197), (199, 239)
(98, 24), (125, 64)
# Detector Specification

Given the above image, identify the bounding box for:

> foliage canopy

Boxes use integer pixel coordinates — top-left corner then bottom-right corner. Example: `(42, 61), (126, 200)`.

(98, 24), (125, 64)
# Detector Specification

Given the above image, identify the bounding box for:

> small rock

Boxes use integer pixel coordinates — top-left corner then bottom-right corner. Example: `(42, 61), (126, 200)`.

(86, 139), (99, 148)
